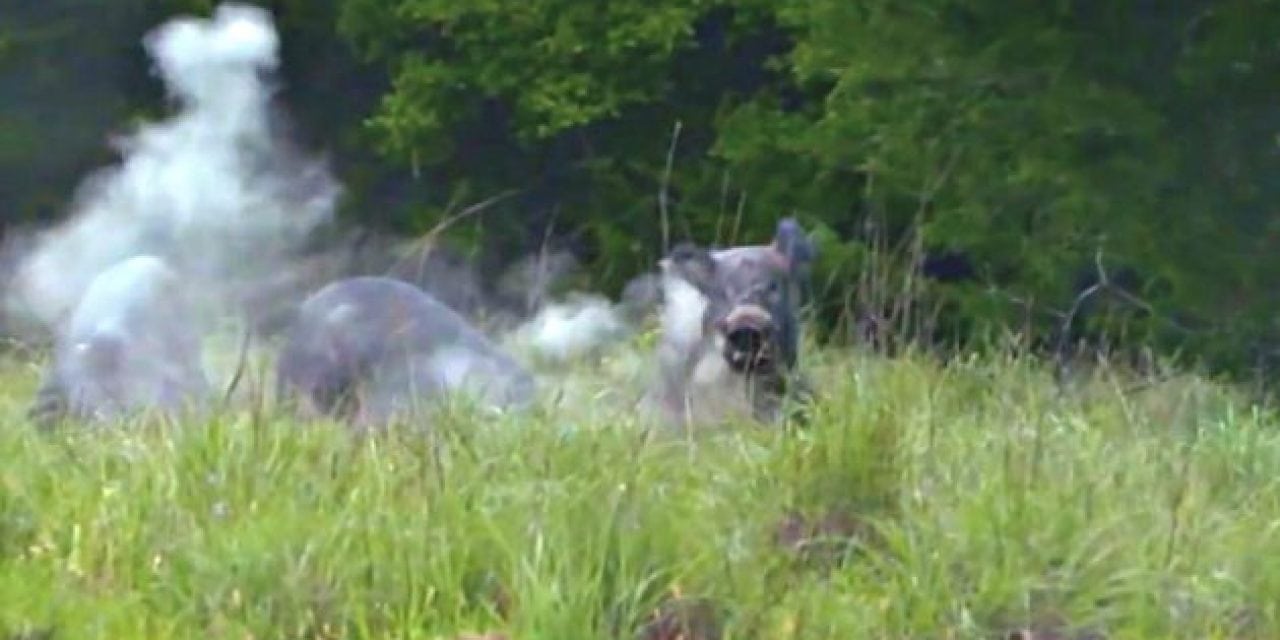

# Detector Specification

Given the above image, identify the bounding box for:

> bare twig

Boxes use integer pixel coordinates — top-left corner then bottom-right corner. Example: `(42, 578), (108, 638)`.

(730, 190), (747, 247)
(530, 206), (561, 314)
(1164, 435), (1196, 569)
(658, 121), (683, 254)
(220, 323), (253, 409)
(917, 146), (963, 214)
(715, 168), (732, 245)
(1052, 247), (1114, 371)
(387, 188), (522, 281)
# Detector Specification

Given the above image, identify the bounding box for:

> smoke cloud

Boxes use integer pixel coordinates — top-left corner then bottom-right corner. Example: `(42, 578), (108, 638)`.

(0, 2), (669, 425)
(8, 3), (339, 330)
(509, 294), (631, 363)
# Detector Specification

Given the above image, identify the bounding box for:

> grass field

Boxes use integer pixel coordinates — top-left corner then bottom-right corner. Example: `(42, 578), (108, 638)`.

(0, 334), (1277, 639)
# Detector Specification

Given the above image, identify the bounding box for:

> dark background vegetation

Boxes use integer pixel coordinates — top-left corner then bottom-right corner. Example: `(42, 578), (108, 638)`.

(5, 0), (1280, 380)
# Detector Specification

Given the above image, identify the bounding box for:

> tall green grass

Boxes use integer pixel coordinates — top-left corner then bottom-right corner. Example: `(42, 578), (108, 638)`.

(0, 341), (1276, 639)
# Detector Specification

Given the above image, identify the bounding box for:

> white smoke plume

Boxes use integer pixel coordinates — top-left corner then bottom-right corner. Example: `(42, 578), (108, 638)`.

(508, 293), (632, 363)
(8, 3), (338, 329)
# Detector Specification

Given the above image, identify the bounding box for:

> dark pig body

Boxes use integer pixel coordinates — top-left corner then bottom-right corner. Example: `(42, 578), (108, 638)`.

(29, 254), (210, 426)
(275, 276), (536, 427)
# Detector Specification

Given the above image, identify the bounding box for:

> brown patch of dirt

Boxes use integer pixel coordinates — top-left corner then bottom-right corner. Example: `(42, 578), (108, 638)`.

(6, 630), (55, 640)
(773, 507), (878, 570)
(485, 578), (514, 621)
(1000, 613), (1107, 640)
(636, 596), (723, 640)
(1005, 631), (1106, 640)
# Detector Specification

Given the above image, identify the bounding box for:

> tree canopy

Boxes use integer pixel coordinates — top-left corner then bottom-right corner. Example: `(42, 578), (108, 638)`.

(5, 0), (1280, 376)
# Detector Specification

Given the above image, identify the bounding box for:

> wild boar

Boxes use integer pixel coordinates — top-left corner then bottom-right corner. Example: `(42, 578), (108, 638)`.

(648, 218), (816, 429)
(28, 254), (210, 427)
(274, 276), (537, 428)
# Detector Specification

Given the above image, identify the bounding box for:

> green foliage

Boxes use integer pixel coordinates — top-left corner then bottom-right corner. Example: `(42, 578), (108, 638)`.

(329, 0), (1280, 374)
(340, 0), (707, 147)
(6, 1), (1280, 376)
(718, 1), (1183, 335)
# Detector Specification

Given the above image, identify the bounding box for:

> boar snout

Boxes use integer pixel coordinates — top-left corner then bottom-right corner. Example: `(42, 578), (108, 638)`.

(716, 304), (777, 373)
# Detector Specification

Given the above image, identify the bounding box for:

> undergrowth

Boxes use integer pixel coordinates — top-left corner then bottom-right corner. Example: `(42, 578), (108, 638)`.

(0, 340), (1275, 639)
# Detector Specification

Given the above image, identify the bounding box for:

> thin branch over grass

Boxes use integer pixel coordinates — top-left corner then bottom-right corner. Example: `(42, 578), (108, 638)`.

(658, 121), (682, 255)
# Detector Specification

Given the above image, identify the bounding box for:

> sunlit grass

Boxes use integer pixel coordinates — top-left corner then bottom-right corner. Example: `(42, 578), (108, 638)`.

(0, 337), (1276, 638)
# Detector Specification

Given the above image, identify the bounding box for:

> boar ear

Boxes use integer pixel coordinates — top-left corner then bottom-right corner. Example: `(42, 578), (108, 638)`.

(660, 242), (720, 295)
(772, 217), (816, 275)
